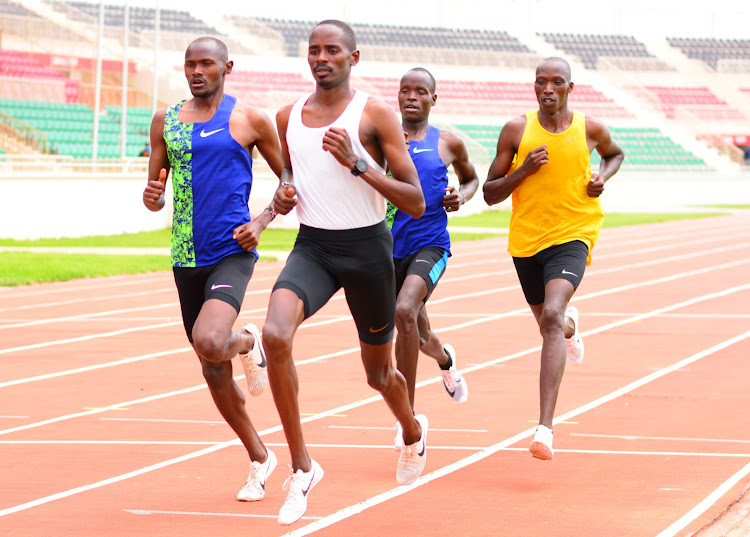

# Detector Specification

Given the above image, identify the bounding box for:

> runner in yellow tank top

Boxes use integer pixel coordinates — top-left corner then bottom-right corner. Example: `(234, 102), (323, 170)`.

(483, 57), (624, 461)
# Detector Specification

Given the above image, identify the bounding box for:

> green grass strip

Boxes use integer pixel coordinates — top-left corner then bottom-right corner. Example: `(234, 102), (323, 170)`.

(0, 211), (729, 286)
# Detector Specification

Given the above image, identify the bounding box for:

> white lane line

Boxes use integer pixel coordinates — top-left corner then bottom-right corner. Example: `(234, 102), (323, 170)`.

(100, 418), (226, 424)
(2, 440), (747, 459)
(0, 441), (237, 517)
(571, 433), (750, 444)
(655, 461), (750, 537)
(285, 330), (750, 536)
(2, 229), (746, 324)
(0, 347), (193, 389)
(1, 291), (747, 517)
(124, 509), (320, 520)
(0, 322), (183, 356)
(326, 425), (488, 433)
(0, 440), (224, 445)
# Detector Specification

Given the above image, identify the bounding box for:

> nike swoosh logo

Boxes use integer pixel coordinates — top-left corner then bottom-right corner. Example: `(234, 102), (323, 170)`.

(302, 468), (315, 496)
(417, 440), (426, 457)
(369, 323), (389, 333)
(211, 284), (232, 290)
(200, 128), (225, 138)
(561, 269), (578, 277)
(257, 345), (266, 368)
(412, 148), (433, 153)
(415, 259), (431, 264)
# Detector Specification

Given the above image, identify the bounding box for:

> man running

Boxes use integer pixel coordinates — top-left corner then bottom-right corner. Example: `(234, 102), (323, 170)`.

(262, 20), (428, 526)
(142, 37), (283, 501)
(483, 57), (624, 461)
(390, 68), (479, 448)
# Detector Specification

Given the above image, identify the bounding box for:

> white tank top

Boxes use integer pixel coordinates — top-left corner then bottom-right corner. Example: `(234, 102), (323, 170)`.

(286, 90), (387, 230)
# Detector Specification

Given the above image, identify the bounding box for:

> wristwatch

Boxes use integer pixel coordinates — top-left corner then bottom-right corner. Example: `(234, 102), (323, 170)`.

(351, 158), (368, 176)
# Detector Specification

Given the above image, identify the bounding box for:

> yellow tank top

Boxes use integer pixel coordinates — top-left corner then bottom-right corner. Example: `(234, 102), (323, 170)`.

(507, 110), (603, 264)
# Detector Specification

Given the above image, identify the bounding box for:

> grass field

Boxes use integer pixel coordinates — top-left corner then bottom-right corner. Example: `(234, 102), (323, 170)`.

(0, 210), (728, 286)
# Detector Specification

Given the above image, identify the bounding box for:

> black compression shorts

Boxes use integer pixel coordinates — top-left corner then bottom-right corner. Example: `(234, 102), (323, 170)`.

(394, 246), (448, 303)
(173, 251), (255, 342)
(273, 221), (396, 346)
(512, 240), (588, 306)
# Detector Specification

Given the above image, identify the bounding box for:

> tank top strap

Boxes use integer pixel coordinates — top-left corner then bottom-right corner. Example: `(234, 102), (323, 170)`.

(206, 94), (235, 125)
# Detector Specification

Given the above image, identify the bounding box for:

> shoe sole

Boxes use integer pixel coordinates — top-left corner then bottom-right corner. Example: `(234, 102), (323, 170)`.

(529, 441), (554, 460)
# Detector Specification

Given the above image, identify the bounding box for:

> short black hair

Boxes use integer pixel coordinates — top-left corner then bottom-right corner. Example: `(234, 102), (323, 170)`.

(538, 57), (571, 81)
(404, 67), (436, 93)
(313, 19), (357, 52)
(187, 36), (228, 63)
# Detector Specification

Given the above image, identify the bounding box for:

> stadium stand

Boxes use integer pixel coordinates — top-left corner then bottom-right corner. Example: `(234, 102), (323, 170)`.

(451, 123), (708, 170)
(355, 76), (633, 120)
(0, 98), (146, 157)
(0, 0), (35, 16)
(252, 17), (539, 66)
(224, 70), (315, 110)
(667, 37), (750, 72)
(66, 1), (219, 35)
(640, 85), (745, 121)
(0, 6), (746, 173)
(537, 32), (674, 71)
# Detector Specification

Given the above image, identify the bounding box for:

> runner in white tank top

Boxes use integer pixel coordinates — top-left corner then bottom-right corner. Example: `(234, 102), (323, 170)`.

(286, 90), (386, 229)
(257, 20), (430, 527)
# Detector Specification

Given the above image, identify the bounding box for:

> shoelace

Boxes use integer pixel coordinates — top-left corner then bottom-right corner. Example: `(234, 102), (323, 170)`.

(400, 443), (418, 465)
(282, 466), (308, 492)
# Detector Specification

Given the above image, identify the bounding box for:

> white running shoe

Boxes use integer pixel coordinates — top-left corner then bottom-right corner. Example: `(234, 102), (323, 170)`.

(278, 458), (324, 526)
(238, 323), (268, 396)
(529, 425), (554, 460)
(393, 420), (403, 451)
(440, 344), (468, 403)
(396, 414), (428, 485)
(237, 448), (277, 502)
(565, 306), (584, 365)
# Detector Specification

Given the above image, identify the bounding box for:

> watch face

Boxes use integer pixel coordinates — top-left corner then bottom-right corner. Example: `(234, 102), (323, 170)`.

(355, 159), (368, 173)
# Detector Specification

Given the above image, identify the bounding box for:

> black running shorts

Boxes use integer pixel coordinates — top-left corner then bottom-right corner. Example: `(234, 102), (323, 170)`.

(512, 240), (588, 306)
(273, 221), (396, 346)
(394, 246), (448, 303)
(173, 251), (255, 342)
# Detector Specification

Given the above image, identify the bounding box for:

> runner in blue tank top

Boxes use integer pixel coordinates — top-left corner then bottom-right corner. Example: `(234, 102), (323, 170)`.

(142, 37), (285, 503)
(390, 68), (479, 447)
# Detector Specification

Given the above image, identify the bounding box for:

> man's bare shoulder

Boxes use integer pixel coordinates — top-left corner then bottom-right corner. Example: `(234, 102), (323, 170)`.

(276, 102), (294, 120)
(503, 114), (528, 132)
(363, 94), (398, 118)
(151, 107), (168, 121)
(439, 128), (468, 151)
(233, 100), (272, 123)
(584, 114), (609, 138)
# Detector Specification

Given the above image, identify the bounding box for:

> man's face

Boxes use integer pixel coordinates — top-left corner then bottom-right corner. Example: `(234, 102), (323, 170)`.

(307, 24), (357, 88)
(398, 71), (436, 122)
(184, 42), (229, 98)
(534, 61), (573, 114)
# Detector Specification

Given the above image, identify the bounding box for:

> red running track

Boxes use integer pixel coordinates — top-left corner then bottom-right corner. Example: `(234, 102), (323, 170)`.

(1, 213), (749, 536)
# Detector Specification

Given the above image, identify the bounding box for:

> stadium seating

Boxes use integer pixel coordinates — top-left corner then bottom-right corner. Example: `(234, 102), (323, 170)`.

(451, 123), (708, 169)
(0, 99), (146, 157)
(641, 85), (745, 120)
(356, 76), (633, 119)
(667, 37), (750, 71)
(537, 32), (670, 70)
(256, 18), (532, 57)
(0, 0), (35, 17)
(66, 1), (219, 35)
